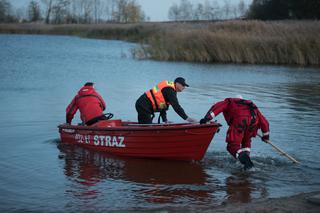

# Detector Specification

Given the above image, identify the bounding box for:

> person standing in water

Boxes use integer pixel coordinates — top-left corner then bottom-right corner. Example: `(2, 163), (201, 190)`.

(200, 96), (270, 170)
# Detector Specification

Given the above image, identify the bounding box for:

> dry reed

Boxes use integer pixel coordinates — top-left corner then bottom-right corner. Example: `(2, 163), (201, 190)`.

(1, 21), (319, 66)
(137, 20), (320, 66)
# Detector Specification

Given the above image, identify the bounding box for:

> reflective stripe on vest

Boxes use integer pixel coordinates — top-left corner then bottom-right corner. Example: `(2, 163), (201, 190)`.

(145, 80), (175, 111)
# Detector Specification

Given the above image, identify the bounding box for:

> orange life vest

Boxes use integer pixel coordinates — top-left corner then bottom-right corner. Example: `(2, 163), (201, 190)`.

(145, 80), (176, 111)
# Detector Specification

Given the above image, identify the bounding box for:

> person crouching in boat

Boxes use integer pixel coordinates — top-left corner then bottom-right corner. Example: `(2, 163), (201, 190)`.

(200, 96), (270, 171)
(135, 77), (198, 124)
(66, 82), (107, 126)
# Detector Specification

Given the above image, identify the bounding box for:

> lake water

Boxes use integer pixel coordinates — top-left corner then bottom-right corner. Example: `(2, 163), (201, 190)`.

(0, 34), (320, 212)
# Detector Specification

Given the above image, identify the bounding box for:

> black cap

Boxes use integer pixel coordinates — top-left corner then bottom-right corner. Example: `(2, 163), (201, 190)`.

(84, 82), (94, 86)
(174, 77), (189, 87)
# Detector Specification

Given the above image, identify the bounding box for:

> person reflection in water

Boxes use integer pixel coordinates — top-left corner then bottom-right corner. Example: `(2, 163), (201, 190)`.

(200, 96), (270, 171)
(225, 175), (268, 203)
(226, 175), (252, 203)
(58, 144), (102, 200)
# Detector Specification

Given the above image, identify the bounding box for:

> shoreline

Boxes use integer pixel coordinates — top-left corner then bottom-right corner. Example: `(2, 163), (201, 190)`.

(1, 21), (320, 67)
(123, 191), (320, 212)
(203, 191), (320, 213)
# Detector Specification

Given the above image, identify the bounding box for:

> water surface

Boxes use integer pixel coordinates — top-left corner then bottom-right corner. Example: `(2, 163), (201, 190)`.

(0, 34), (320, 212)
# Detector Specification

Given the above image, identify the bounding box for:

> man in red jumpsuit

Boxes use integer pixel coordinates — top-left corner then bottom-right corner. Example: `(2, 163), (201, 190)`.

(66, 82), (107, 126)
(200, 97), (270, 170)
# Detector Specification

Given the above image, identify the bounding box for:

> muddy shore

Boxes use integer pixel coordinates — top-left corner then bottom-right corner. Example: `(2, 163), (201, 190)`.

(203, 191), (320, 213)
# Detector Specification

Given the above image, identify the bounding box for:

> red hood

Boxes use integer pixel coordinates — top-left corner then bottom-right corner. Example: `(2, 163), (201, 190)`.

(78, 86), (95, 96)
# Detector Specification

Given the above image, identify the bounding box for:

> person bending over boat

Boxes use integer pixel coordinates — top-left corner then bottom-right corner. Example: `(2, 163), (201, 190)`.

(200, 96), (270, 171)
(135, 77), (198, 124)
(66, 82), (107, 126)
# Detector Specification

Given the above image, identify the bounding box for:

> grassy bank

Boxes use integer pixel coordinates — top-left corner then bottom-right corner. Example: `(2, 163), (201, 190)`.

(1, 21), (320, 66)
(0, 23), (161, 42)
(135, 20), (320, 66)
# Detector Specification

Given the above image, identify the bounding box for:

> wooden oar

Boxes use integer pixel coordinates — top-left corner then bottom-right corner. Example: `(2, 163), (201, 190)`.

(257, 134), (300, 164)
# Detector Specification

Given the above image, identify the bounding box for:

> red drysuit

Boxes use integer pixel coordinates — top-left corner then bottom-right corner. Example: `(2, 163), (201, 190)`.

(66, 85), (106, 125)
(203, 98), (269, 158)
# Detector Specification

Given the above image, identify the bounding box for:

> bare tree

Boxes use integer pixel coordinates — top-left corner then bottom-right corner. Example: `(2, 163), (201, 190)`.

(111, 0), (144, 23)
(232, 5), (238, 19)
(194, 3), (204, 20)
(41, 0), (53, 23)
(211, 0), (222, 20)
(112, 0), (125, 22)
(238, 0), (247, 18)
(104, 0), (115, 21)
(179, 0), (193, 20)
(203, 0), (213, 20)
(167, 0), (249, 21)
(28, 0), (41, 22)
(15, 7), (27, 22)
(105, 0), (117, 21)
(51, 0), (70, 24)
(168, 3), (179, 21)
(69, 0), (79, 23)
(0, 0), (13, 22)
(93, 0), (104, 23)
(223, 0), (231, 19)
(168, 0), (193, 21)
(83, 0), (94, 23)
(1, 0), (145, 24)
(126, 0), (143, 22)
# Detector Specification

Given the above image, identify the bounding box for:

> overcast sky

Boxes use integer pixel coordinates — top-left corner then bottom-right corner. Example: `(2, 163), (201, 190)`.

(10, 0), (252, 21)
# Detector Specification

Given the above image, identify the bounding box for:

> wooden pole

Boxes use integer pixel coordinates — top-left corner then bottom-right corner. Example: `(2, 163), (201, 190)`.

(257, 134), (300, 164)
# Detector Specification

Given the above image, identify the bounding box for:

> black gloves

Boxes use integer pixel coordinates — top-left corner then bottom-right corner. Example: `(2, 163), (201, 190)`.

(261, 134), (270, 142)
(238, 151), (254, 171)
(200, 118), (209, 124)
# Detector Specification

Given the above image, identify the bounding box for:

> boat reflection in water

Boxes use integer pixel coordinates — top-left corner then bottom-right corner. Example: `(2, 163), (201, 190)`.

(57, 143), (211, 206)
(57, 143), (267, 208)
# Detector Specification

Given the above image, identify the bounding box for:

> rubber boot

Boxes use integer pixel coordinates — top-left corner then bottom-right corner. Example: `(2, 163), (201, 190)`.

(238, 151), (254, 171)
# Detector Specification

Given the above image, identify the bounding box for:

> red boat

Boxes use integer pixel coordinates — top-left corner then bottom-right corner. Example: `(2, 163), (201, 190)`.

(58, 120), (220, 161)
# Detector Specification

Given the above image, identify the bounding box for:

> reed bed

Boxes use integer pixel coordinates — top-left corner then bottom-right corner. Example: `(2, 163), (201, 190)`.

(0, 23), (160, 42)
(135, 20), (320, 66)
(1, 21), (319, 66)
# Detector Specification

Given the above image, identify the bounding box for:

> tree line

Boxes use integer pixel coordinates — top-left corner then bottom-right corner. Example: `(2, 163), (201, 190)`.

(0, 0), (319, 24)
(168, 0), (320, 21)
(0, 0), (146, 24)
(168, 0), (248, 21)
(247, 0), (320, 20)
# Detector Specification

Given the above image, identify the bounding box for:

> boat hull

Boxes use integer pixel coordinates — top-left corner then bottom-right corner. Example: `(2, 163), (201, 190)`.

(58, 120), (220, 161)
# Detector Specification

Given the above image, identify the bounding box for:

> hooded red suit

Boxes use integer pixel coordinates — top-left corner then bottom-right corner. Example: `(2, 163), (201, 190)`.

(204, 98), (269, 158)
(66, 85), (106, 125)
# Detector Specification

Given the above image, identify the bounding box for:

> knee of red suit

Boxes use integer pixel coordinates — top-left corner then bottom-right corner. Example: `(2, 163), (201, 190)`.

(227, 145), (251, 159)
(227, 144), (241, 158)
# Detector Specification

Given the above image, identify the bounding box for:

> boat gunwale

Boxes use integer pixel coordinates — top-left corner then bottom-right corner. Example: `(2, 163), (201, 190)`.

(58, 122), (221, 132)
